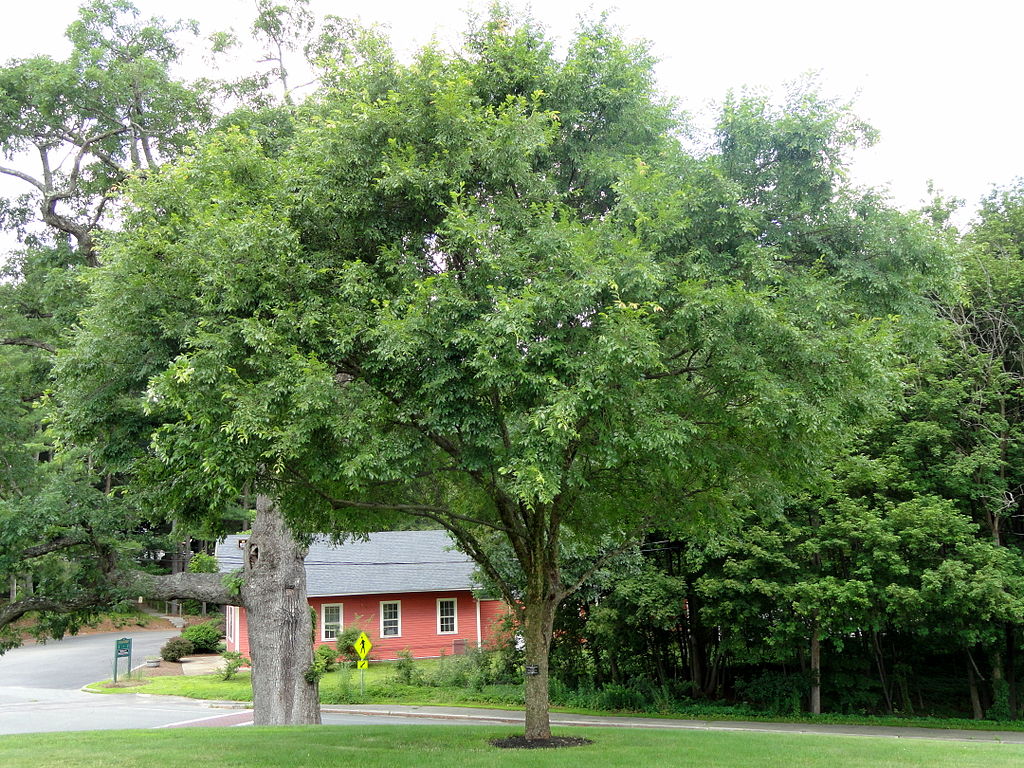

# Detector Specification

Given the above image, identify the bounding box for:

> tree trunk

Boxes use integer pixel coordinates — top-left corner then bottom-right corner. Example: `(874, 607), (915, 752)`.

(968, 652), (984, 720)
(872, 630), (894, 714)
(522, 593), (559, 740)
(240, 495), (321, 726)
(809, 622), (821, 715)
(1008, 624), (1018, 718)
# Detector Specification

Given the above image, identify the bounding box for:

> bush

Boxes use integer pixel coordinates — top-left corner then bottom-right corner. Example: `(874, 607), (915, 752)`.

(734, 670), (808, 715)
(315, 644), (340, 674)
(220, 651), (249, 681)
(181, 621), (222, 653)
(391, 649), (424, 686)
(335, 624), (368, 664)
(593, 683), (650, 712)
(304, 644), (343, 684)
(160, 636), (194, 662)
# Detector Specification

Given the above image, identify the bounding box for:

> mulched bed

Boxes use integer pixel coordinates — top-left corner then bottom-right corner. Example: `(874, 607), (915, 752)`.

(138, 660), (185, 677)
(489, 736), (593, 749)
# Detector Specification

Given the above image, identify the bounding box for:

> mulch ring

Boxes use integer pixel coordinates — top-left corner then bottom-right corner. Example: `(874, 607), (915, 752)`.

(489, 736), (594, 749)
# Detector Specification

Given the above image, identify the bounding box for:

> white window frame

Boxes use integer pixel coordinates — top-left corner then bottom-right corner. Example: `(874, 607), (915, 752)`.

(380, 600), (401, 638)
(437, 597), (458, 635)
(321, 603), (343, 642)
(226, 605), (236, 648)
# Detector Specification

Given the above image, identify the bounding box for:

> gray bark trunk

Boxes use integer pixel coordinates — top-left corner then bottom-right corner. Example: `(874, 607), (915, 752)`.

(523, 594), (559, 740)
(810, 623), (821, 715)
(968, 653), (984, 720)
(240, 495), (321, 726)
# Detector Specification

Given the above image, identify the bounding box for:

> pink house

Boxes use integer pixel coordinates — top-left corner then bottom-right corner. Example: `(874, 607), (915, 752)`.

(216, 530), (507, 659)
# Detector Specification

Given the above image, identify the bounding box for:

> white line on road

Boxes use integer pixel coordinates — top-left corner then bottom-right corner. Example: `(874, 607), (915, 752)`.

(155, 711), (253, 728)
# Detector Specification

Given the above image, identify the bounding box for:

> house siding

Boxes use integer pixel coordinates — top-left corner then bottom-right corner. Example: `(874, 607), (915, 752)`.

(226, 592), (507, 660)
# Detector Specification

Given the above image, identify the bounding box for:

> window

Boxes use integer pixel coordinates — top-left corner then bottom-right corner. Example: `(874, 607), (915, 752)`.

(437, 598), (457, 634)
(380, 600), (401, 637)
(321, 603), (343, 641)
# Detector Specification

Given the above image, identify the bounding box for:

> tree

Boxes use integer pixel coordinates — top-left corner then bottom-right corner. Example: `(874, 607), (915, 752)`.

(0, 1), (220, 650)
(0, 1), (354, 726)
(86, 11), (952, 740)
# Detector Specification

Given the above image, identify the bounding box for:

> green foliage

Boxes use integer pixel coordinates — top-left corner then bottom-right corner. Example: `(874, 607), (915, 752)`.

(187, 553), (218, 574)
(305, 644), (341, 684)
(219, 572), (244, 598)
(181, 621), (223, 653)
(334, 624), (369, 664)
(220, 650), (250, 681)
(734, 671), (808, 716)
(391, 650), (424, 686)
(160, 636), (194, 662)
(314, 644), (339, 674)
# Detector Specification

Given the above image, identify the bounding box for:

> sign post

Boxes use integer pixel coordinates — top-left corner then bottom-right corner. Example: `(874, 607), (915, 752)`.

(354, 631), (372, 696)
(113, 637), (132, 683)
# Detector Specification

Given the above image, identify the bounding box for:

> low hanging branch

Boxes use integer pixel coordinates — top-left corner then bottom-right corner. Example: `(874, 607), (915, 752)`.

(1, 338), (57, 354)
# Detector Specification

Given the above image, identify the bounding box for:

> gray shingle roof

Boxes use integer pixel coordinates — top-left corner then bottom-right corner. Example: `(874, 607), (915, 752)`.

(215, 530), (478, 597)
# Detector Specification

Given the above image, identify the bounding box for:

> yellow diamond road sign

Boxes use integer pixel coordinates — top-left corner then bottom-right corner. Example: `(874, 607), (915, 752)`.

(354, 631), (372, 660)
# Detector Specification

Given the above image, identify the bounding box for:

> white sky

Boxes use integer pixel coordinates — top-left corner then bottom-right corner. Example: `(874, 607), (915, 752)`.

(1, 0), (1021, 252)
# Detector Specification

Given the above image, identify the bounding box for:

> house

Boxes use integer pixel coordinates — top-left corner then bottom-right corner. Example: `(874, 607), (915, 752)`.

(215, 530), (507, 659)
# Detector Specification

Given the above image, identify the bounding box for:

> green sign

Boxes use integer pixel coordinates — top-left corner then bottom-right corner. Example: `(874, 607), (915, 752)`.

(113, 637), (132, 682)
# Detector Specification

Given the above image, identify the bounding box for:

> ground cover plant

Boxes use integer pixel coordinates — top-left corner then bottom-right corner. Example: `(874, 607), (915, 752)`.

(1, 725), (1023, 768)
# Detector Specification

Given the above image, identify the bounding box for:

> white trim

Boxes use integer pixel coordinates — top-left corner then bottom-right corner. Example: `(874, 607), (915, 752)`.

(380, 600), (401, 638)
(436, 597), (458, 635)
(228, 605), (240, 650)
(321, 603), (343, 642)
(475, 598), (482, 647)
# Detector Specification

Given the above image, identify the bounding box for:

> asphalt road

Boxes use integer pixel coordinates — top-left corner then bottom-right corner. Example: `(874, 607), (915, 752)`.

(0, 630), (478, 734)
(0, 630), (179, 689)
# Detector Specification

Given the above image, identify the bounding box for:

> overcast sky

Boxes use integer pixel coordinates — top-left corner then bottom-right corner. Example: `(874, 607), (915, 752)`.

(1, 0), (1021, 249)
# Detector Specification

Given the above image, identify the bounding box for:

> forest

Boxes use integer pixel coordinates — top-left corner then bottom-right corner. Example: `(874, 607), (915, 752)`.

(1, 0), (1023, 739)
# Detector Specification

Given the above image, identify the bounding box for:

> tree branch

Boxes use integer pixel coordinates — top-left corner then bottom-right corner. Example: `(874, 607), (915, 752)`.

(1, 338), (56, 354)
(22, 535), (87, 559)
(112, 570), (239, 605)
(0, 165), (45, 192)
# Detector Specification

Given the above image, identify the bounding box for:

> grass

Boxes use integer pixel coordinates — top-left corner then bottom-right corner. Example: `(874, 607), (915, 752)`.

(2, 725), (1024, 768)
(84, 662), (1024, 733)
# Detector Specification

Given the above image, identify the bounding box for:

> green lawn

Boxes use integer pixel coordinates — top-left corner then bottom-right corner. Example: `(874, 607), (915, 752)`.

(87, 662), (526, 707)
(84, 666), (1024, 733)
(1, 725), (1022, 768)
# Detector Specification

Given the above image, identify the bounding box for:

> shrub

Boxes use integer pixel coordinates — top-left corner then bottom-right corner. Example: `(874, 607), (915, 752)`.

(391, 649), (424, 685)
(734, 670), (808, 715)
(304, 644), (342, 684)
(160, 636), (194, 662)
(220, 651), (249, 681)
(181, 620), (222, 653)
(335, 624), (369, 664)
(315, 644), (340, 674)
(593, 683), (650, 712)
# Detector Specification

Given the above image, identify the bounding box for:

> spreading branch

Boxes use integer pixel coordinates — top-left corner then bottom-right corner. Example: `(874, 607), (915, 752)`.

(1, 338), (57, 354)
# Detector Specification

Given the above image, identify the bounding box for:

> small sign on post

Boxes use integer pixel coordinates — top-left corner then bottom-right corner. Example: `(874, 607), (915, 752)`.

(113, 637), (132, 683)
(525, 665), (540, 676)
